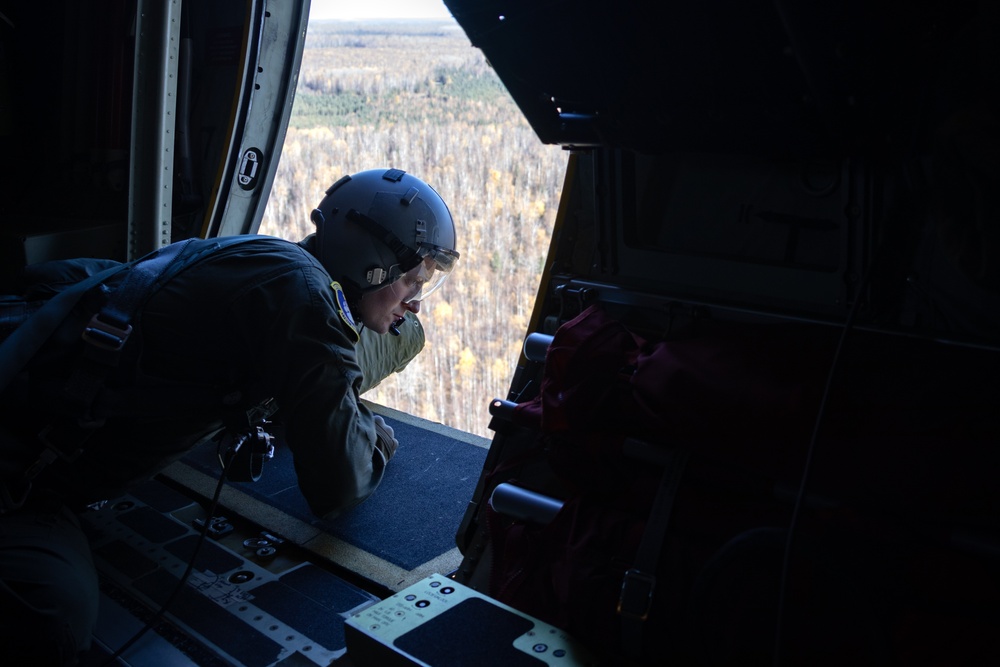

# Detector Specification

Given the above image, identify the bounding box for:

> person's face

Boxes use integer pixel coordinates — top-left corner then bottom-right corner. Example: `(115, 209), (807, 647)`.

(357, 262), (428, 334)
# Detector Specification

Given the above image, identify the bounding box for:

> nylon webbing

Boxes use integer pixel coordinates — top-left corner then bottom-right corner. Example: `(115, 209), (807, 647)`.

(618, 440), (690, 659)
(61, 240), (195, 414)
(0, 264), (126, 392)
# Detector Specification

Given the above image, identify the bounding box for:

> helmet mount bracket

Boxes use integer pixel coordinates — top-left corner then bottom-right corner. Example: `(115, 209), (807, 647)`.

(366, 266), (388, 286)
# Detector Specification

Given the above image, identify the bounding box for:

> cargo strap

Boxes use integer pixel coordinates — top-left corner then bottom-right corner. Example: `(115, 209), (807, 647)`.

(617, 439), (690, 659)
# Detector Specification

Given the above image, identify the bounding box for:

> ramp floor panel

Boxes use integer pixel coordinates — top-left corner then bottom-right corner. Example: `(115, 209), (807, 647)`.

(79, 403), (489, 666)
(80, 479), (382, 666)
(164, 402), (490, 590)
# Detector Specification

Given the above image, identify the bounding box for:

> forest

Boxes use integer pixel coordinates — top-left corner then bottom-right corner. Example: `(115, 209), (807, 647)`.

(259, 20), (567, 438)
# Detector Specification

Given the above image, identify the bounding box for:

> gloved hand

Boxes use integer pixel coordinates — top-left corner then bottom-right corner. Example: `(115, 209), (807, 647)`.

(372, 414), (399, 463)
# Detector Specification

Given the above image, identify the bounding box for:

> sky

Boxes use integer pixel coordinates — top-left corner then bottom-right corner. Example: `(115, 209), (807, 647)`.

(309, 0), (454, 21)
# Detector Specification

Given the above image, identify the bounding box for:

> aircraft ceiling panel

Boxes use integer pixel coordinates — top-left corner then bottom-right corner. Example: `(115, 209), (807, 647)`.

(444, 0), (982, 156)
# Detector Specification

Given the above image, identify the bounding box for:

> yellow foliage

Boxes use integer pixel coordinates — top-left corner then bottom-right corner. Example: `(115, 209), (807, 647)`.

(433, 300), (454, 321)
(456, 347), (477, 377)
(491, 356), (509, 382)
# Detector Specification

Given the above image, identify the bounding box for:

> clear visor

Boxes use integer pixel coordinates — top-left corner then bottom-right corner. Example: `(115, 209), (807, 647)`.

(388, 245), (459, 303)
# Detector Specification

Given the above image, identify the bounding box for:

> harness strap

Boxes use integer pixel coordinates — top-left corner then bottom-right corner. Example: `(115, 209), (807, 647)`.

(0, 237), (258, 513)
(0, 245), (193, 513)
(0, 265), (124, 513)
(0, 264), (126, 392)
(617, 438), (690, 660)
(0, 235), (274, 514)
(61, 239), (195, 417)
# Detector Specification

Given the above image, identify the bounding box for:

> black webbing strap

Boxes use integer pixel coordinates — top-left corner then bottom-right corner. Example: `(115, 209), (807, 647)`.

(0, 236), (266, 513)
(1, 268), (122, 512)
(0, 241), (193, 513)
(63, 236), (263, 408)
(0, 263), (127, 513)
(617, 438), (690, 659)
(0, 264), (126, 392)
(61, 239), (196, 417)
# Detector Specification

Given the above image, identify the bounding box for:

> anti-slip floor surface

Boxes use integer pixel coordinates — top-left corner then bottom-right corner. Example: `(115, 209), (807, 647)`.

(80, 403), (491, 666)
(165, 401), (491, 590)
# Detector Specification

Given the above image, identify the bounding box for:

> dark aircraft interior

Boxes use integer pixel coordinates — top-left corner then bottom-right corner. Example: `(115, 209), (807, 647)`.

(1, 0), (999, 665)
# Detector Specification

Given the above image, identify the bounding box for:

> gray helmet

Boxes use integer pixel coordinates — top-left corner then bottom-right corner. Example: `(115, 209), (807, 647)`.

(310, 168), (459, 302)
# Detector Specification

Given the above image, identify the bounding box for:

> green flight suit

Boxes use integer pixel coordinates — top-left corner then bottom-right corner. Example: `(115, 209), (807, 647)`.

(0, 236), (424, 663)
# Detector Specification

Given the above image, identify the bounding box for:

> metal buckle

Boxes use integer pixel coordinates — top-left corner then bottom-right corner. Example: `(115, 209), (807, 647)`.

(617, 568), (656, 621)
(82, 313), (132, 351)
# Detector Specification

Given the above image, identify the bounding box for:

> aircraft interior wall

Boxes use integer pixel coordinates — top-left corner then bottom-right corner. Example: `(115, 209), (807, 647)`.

(445, 1), (1000, 663)
(0, 0), (286, 274)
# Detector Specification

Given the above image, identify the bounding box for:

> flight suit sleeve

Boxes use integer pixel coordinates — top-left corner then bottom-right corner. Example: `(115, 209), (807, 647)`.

(281, 344), (387, 519)
(355, 312), (425, 394)
(258, 267), (386, 519)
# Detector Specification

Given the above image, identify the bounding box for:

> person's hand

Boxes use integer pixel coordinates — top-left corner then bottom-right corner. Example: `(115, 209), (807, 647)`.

(372, 415), (399, 462)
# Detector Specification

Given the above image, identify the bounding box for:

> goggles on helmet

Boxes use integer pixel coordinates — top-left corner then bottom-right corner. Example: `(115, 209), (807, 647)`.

(345, 207), (460, 300)
(388, 244), (460, 303)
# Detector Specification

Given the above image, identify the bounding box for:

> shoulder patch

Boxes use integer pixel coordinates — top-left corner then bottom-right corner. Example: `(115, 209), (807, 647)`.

(331, 281), (360, 343)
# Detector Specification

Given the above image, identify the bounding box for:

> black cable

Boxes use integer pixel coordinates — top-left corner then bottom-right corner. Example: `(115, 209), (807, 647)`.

(771, 269), (872, 667)
(99, 457), (233, 666)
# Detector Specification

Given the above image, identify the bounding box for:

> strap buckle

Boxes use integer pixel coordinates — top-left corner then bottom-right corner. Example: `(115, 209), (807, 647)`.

(82, 313), (132, 351)
(618, 568), (656, 621)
